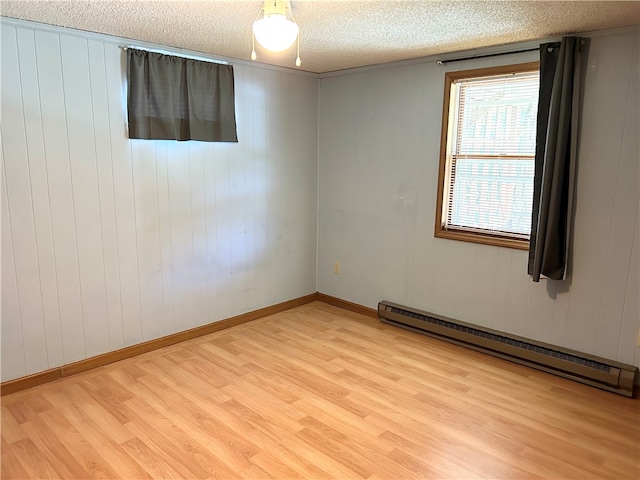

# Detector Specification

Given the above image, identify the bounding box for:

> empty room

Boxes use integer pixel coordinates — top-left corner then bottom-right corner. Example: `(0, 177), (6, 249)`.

(1, 1), (639, 478)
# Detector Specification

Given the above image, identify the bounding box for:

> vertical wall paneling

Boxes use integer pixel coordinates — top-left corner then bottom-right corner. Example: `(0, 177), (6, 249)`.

(239, 65), (257, 314)
(106, 44), (143, 347)
(524, 279), (556, 344)
(428, 239), (449, 317)
(549, 284), (571, 348)
(408, 222), (436, 316)
(594, 34), (640, 361)
(155, 141), (176, 335)
(561, 32), (635, 354)
(470, 245), (499, 328)
(15, 27), (65, 368)
(1, 19), (318, 382)
(228, 65), (249, 314)
(131, 139), (164, 340)
(60, 35), (111, 358)
(265, 71), (283, 304)
(88, 40), (125, 351)
(242, 66), (257, 313)
(251, 67), (268, 310)
(1, 156), (28, 380)
(446, 242), (477, 322)
(2, 25), (50, 374)
(212, 139), (233, 321)
(491, 249), (514, 334)
(504, 252), (531, 337)
(202, 141), (217, 325)
(407, 66), (443, 314)
(617, 207), (640, 366)
(33, 30), (86, 364)
(189, 143), (210, 326)
(167, 142), (196, 333)
(317, 28), (640, 365)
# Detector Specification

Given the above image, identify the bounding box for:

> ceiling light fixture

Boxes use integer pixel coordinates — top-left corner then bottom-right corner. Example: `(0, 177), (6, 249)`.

(251, 0), (301, 67)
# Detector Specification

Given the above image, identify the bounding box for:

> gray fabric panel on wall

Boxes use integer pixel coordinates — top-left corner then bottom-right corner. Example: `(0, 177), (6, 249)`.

(127, 49), (238, 142)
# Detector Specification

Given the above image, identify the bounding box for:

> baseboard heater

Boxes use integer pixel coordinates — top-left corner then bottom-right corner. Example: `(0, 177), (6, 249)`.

(378, 300), (637, 397)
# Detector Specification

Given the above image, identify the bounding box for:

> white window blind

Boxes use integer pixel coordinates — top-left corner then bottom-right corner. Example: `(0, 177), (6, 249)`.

(446, 70), (539, 238)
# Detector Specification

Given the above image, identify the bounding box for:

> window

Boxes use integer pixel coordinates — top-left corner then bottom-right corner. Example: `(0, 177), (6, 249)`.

(435, 62), (539, 250)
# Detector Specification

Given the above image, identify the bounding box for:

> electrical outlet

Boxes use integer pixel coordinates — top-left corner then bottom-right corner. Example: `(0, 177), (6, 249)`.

(333, 261), (341, 274)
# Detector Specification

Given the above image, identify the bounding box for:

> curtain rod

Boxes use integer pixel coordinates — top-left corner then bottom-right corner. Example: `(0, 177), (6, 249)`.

(436, 47), (539, 65)
(120, 45), (229, 65)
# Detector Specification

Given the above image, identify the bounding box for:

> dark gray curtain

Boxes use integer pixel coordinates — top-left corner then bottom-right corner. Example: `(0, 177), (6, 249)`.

(528, 37), (585, 282)
(127, 49), (238, 142)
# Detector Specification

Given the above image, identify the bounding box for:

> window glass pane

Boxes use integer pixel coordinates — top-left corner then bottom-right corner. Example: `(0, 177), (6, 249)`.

(448, 158), (534, 235)
(456, 73), (539, 156)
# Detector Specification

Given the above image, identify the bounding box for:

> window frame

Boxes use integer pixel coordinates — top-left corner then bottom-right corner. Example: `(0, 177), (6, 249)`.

(434, 62), (540, 250)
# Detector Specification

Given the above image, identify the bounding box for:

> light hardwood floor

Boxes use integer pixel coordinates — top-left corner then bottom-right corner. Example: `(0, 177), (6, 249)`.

(2, 301), (639, 479)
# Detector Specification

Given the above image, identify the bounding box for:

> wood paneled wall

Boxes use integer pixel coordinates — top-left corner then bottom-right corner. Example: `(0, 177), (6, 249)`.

(318, 27), (640, 368)
(1, 21), (318, 382)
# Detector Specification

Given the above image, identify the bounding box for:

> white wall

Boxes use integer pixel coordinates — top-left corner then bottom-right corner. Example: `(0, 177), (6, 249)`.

(1, 21), (318, 382)
(318, 27), (640, 367)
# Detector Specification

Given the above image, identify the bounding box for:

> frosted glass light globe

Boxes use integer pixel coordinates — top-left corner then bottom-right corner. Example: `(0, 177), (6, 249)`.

(253, 14), (299, 52)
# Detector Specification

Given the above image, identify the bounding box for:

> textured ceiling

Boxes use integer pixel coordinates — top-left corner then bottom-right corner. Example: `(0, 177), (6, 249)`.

(1, 1), (639, 73)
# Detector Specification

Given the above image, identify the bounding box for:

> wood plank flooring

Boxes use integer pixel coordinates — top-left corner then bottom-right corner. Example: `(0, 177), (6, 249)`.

(2, 301), (639, 479)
